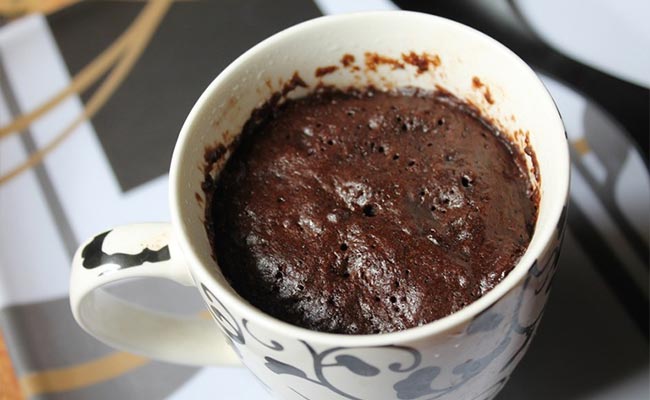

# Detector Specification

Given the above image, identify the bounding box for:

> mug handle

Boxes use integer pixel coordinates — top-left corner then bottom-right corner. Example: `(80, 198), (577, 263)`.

(70, 223), (240, 366)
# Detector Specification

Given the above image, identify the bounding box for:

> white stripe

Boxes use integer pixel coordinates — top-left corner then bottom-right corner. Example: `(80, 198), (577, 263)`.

(313, 0), (398, 15)
(615, 148), (650, 243)
(0, 84), (71, 308)
(167, 367), (271, 400)
(581, 152), (607, 184)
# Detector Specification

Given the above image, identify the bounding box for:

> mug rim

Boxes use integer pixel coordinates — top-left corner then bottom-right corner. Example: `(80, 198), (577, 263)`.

(169, 10), (570, 346)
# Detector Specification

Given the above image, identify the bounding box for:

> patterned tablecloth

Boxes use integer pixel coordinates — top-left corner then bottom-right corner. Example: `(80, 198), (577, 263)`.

(0, 0), (648, 399)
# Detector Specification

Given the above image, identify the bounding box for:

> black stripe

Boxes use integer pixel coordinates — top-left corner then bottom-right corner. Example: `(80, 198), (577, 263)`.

(47, 0), (323, 191)
(568, 202), (649, 339)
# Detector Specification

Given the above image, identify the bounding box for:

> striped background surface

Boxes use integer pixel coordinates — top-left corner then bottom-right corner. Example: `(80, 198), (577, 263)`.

(0, 0), (647, 399)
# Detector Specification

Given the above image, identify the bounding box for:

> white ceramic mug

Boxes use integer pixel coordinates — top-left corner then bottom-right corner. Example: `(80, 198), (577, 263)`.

(70, 11), (569, 400)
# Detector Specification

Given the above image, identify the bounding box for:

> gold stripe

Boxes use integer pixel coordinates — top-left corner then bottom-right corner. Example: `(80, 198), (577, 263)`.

(19, 352), (149, 397)
(0, 0), (193, 18)
(0, 0), (81, 17)
(573, 137), (591, 155)
(0, 8), (133, 139)
(0, 0), (197, 138)
(0, 0), (172, 185)
(0, 329), (24, 400)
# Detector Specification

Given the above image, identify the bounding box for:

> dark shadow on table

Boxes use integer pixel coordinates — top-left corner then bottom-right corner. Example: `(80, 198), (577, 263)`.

(498, 228), (649, 399)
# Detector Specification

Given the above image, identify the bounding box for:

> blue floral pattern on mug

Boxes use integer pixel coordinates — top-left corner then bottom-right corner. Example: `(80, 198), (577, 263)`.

(199, 204), (567, 400)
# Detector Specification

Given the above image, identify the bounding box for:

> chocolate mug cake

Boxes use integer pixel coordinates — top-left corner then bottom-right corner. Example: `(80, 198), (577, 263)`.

(203, 86), (538, 334)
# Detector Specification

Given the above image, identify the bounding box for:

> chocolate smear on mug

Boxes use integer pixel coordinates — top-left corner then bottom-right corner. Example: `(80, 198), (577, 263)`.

(401, 51), (441, 74)
(364, 52), (405, 71)
(315, 65), (339, 78)
(472, 76), (495, 105)
(340, 53), (355, 67)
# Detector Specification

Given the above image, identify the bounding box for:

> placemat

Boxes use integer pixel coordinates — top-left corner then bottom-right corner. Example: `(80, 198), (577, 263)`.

(1, 1), (647, 399)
